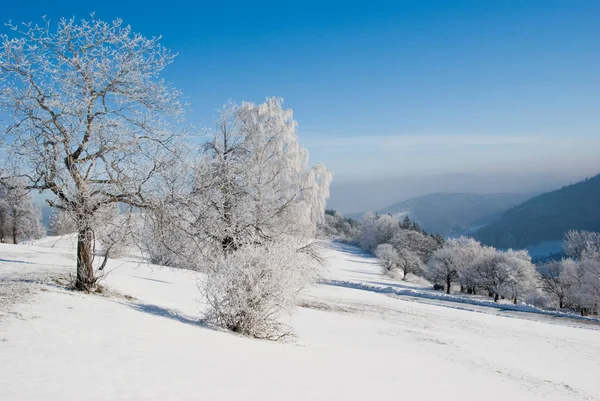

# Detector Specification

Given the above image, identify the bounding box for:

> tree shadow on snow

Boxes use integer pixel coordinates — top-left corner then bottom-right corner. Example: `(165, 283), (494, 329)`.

(123, 301), (205, 328)
(327, 242), (375, 258)
(131, 276), (174, 285)
(364, 280), (433, 291)
(0, 258), (35, 265)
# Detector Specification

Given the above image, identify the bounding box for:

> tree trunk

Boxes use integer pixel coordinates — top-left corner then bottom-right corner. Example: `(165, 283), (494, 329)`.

(12, 219), (17, 244)
(446, 277), (451, 294)
(559, 298), (564, 309)
(494, 293), (499, 302)
(75, 225), (95, 291)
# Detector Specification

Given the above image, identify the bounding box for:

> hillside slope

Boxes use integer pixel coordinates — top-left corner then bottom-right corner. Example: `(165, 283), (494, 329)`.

(375, 192), (530, 235)
(2, 239), (600, 400)
(475, 174), (600, 249)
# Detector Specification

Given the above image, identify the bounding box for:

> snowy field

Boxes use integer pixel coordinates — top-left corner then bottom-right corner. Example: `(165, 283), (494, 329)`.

(1, 238), (600, 401)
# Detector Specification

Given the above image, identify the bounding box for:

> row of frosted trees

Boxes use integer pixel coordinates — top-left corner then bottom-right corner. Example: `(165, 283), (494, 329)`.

(0, 16), (331, 338)
(321, 211), (600, 315)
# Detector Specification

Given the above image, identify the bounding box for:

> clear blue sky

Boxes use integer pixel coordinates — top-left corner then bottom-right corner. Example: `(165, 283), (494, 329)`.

(3, 0), (600, 185)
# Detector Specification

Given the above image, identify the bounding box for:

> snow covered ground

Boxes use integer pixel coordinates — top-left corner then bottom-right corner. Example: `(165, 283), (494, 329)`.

(1, 237), (600, 401)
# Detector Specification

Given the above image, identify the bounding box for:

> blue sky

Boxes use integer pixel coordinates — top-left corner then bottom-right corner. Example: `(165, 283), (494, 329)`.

(3, 0), (600, 187)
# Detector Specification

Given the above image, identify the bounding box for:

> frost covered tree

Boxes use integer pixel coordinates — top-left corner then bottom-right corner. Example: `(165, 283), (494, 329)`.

(440, 236), (485, 294)
(499, 249), (539, 304)
(395, 248), (423, 279)
(48, 209), (77, 236)
(0, 16), (183, 290)
(94, 204), (131, 260)
(191, 98), (332, 255)
(375, 243), (400, 275)
(469, 248), (537, 303)
(426, 237), (482, 294)
(557, 231), (600, 315)
(561, 253), (600, 316)
(317, 210), (360, 242)
(427, 246), (460, 294)
(574, 255), (600, 315)
(390, 229), (439, 264)
(563, 230), (600, 259)
(539, 259), (577, 309)
(358, 213), (399, 252)
(0, 179), (44, 243)
(146, 98), (332, 338)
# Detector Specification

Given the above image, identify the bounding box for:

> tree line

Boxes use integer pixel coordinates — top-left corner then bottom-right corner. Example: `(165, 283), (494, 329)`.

(320, 211), (600, 315)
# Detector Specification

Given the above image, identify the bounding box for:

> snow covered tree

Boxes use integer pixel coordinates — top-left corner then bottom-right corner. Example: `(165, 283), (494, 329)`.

(575, 255), (600, 315)
(469, 247), (509, 302)
(563, 230), (600, 259)
(317, 210), (360, 242)
(561, 253), (600, 316)
(190, 98), (332, 256)
(143, 98), (331, 337)
(358, 213), (399, 252)
(93, 204), (131, 260)
(427, 246), (460, 294)
(439, 236), (485, 294)
(0, 185), (8, 243)
(48, 209), (77, 236)
(390, 228), (439, 264)
(375, 243), (400, 275)
(425, 237), (484, 294)
(0, 179), (44, 243)
(499, 249), (539, 304)
(0, 16), (183, 290)
(467, 247), (537, 303)
(395, 248), (424, 279)
(538, 259), (577, 309)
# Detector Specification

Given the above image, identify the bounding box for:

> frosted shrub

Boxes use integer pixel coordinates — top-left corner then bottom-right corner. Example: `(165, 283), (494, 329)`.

(200, 240), (320, 340)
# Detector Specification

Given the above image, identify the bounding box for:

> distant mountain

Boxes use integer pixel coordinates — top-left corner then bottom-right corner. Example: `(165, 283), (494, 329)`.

(474, 174), (600, 249)
(327, 171), (592, 214)
(352, 192), (531, 236)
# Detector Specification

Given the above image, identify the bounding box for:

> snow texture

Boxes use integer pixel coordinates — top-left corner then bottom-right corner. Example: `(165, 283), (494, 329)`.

(1, 238), (600, 400)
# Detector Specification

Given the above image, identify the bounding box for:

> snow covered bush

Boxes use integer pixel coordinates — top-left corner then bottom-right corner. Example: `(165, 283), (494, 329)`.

(200, 239), (320, 340)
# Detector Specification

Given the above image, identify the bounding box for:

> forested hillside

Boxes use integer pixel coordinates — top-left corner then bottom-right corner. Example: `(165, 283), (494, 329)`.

(475, 174), (600, 249)
(375, 192), (530, 236)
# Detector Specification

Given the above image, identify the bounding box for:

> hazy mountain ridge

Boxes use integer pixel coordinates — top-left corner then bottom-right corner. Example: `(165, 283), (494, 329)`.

(349, 192), (531, 236)
(475, 174), (600, 249)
